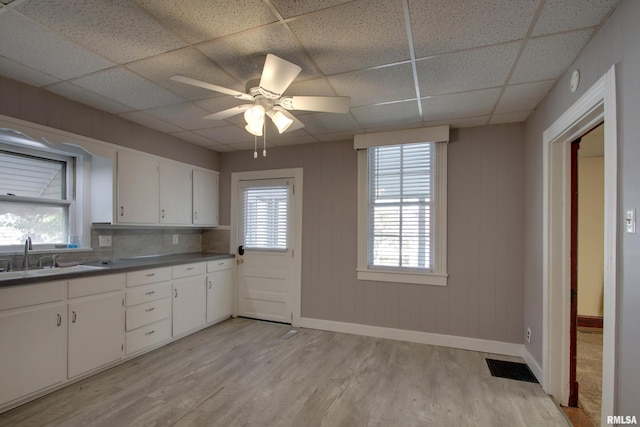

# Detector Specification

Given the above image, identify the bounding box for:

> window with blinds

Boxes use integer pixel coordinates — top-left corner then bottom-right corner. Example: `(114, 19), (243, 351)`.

(241, 184), (289, 250)
(368, 142), (433, 270)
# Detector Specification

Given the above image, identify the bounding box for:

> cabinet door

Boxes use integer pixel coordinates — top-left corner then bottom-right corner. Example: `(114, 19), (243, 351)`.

(172, 276), (206, 337)
(207, 269), (233, 324)
(159, 162), (192, 225)
(193, 169), (219, 226)
(0, 304), (66, 405)
(68, 294), (124, 378)
(117, 150), (159, 224)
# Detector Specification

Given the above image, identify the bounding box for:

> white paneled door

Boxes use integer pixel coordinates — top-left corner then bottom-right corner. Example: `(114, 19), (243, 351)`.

(232, 169), (302, 325)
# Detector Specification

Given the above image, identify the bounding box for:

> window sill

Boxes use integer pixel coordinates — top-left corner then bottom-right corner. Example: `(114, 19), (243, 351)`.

(357, 269), (448, 286)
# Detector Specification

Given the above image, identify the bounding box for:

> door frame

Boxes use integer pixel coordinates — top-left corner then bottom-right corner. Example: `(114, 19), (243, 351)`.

(230, 168), (303, 327)
(542, 64), (617, 423)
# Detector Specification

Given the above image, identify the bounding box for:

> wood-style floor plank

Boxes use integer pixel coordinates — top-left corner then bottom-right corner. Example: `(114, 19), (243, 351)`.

(0, 318), (570, 426)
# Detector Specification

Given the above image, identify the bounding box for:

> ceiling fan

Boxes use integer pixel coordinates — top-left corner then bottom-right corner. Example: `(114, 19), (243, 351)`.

(170, 54), (351, 138)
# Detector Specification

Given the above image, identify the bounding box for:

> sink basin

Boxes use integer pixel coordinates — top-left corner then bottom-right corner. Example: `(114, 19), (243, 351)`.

(0, 265), (107, 281)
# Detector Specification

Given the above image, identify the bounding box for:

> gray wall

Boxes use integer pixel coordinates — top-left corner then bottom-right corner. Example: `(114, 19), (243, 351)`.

(0, 76), (219, 170)
(523, 0), (639, 414)
(220, 123), (525, 343)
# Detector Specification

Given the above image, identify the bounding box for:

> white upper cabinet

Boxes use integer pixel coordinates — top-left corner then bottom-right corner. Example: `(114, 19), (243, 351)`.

(193, 169), (219, 226)
(116, 150), (159, 224)
(159, 162), (193, 225)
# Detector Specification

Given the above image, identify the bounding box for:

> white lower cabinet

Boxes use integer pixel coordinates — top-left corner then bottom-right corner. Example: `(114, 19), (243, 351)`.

(172, 263), (206, 337)
(67, 275), (125, 379)
(207, 258), (234, 324)
(0, 281), (67, 406)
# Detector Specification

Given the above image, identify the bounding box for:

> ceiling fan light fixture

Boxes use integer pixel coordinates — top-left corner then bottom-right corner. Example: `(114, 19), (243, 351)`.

(245, 119), (264, 136)
(244, 105), (265, 125)
(268, 110), (293, 134)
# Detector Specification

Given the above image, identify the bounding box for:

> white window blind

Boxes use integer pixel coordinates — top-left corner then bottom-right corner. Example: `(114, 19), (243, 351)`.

(241, 185), (288, 250)
(368, 142), (433, 270)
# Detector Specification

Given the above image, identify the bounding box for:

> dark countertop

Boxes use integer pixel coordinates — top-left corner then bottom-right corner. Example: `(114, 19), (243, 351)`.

(0, 252), (234, 288)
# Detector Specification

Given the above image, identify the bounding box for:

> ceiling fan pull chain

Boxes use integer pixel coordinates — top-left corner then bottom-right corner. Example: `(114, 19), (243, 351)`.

(263, 121), (267, 157)
(253, 134), (258, 159)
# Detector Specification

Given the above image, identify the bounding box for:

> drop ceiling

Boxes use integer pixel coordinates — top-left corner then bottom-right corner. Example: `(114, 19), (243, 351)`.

(0, 0), (619, 153)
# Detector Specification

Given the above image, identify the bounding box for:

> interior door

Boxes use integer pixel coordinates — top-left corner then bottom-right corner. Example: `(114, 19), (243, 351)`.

(236, 178), (293, 324)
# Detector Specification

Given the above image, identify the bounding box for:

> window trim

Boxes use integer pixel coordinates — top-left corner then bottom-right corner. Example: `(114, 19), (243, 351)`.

(355, 127), (448, 286)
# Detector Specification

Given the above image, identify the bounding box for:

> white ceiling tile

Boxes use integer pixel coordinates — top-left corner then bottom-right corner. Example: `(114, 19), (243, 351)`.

(144, 102), (224, 131)
(134, 0), (278, 44)
(424, 116), (490, 129)
(489, 110), (532, 125)
(314, 132), (354, 142)
(296, 111), (361, 134)
(421, 88), (501, 122)
(127, 47), (243, 101)
(284, 78), (337, 97)
(47, 82), (133, 114)
(71, 68), (184, 110)
(510, 30), (593, 84)
(0, 10), (114, 80)
(533, 0), (618, 36)
(195, 125), (252, 144)
(170, 131), (218, 147)
(328, 63), (416, 107)
(0, 57), (59, 87)
(495, 80), (555, 114)
(288, 0), (410, 74)
(15, 0), (185, 64)
(119, 111), (183, 133)
(351, 100), (422, 129)
(270, 0), (353, 19)
(198, 24), (319, 84)
(409, 0), (538, 57)
(209, 144), (235, 153)
(416, 43), (519, 96)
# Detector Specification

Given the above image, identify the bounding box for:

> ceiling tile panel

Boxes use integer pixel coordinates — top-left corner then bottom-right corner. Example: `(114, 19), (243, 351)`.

(421, 88), (501, 122)
(134, 0), (278, 44)
(0, 10), (115, 80)
(270, 0), (354, 19)
(47, 82), (133, 114)
(195, 125), (253, 144)
(416, 43), (520, 96)
(489, 110), (532, 125)
(351, 100), (422, 130)
(71, 68), (184, 110)
(495, 80), (555, 114)
(199, 24), (319, 84)
(15, 0), (186, 64)
(409, 0), (538, 57)
(327, 63), (416, 107)
(169, 131), (218, 147)
(298, 111), (361, 134)
(510, 30), (593, 84)
(119, 111), (184, 133)
(284, 78), (338, 97)
(0, 57), (59, 87)
(533, 0), (618, 36)
(287, 0), (410, 74)
(424, 115), (490, 129)
(144, 102), (225, 131)
(126, 47), (243, 101)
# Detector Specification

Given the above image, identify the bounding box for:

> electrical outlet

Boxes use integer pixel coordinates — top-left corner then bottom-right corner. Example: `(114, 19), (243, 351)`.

(172, 234), (179, 244)
(98, 235), (112, 247)
(526, 327), (531, 344)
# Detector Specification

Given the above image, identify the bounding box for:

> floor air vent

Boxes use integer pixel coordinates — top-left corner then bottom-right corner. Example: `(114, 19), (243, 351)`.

(280, 330), (298, 340)
(486, 359), (538, 383)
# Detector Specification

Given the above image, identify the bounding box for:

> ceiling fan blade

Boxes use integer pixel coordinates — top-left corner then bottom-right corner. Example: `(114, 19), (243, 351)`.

(203, 105), (253, 120)
(280, 96), (351, 114)
(274, 107), (305, 132)
(259, 54), (302, 97)
(170, 75), (254, 101)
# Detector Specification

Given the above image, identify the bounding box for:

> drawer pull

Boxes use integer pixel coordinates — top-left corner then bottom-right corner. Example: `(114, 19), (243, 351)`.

(145, 307), (156, 312)
(145, 330), (155, 336)
(72, 311), (77, 323)
(186, 267), (194, 271)
(56, 313), (62, 327)
(145, 273), (156, 277)
(208, 280), (212, 289)
(218, 262), (224, 266)
(145, 291), (155, 295)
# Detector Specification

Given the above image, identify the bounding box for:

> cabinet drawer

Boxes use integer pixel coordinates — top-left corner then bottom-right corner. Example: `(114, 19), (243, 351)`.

(207, 258), (234, 272)
(172, 263), (205, 279)
(126, 298), (171, 331)
(68, 273), (125, 299)
(126, 267), (171, 287)
(125, 283), (171, 307)
(126, 318), (171, 355)
(0, 281), (66, 311)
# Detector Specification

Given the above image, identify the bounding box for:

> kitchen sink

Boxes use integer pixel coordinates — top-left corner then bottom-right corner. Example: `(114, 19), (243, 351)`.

(0, 265), (107, 281)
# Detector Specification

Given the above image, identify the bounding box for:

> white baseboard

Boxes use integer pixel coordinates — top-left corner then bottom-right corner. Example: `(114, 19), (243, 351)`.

(522, 346), (545, 387)
(299, 317), (524, 357)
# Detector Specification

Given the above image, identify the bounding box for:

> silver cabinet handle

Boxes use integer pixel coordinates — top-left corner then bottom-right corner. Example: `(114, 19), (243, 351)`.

(174, 289), (178, 298)
(120, 206), (124, 217)
(145, 290), (155, 295)
(194, 211), (198, 220)
(145, 273), (155, 277)
(161, 209), (165, 219)
(72, 311), (77, 323)
(145, 330), (155, 336)
(145, 307), (155, 312)
(186, 267), (194, 271)
(218, 262), (224, 266)
(208, 280), (212, 289)
(57, 313), (62, 327)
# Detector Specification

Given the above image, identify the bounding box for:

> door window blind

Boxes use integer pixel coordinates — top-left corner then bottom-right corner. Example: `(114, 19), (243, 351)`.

(368, 142), (433, 269)
(241, 185), (288, 250)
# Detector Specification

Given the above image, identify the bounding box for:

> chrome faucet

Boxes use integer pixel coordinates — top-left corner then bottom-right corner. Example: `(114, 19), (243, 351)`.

(22, 237), (32, 271)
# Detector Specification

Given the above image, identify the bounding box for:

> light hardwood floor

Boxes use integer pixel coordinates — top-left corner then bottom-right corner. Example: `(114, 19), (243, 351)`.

(0, 318), (570, 426)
